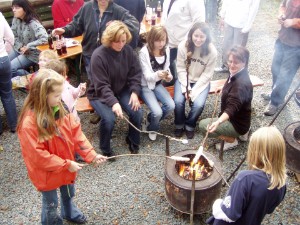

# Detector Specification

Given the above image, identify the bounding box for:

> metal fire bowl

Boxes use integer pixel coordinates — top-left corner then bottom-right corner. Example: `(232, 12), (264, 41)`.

(165, 150), (222, 214)
(284, 122), (300, 173)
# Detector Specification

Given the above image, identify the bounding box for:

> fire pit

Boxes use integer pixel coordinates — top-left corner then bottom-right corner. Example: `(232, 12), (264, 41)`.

(165, 150), (222, 214)
(284, 122), (300, 173)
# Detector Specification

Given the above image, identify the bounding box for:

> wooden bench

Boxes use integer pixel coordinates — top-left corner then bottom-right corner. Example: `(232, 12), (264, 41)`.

(76, 75), (264, 112)
(1, 0), (54, 29)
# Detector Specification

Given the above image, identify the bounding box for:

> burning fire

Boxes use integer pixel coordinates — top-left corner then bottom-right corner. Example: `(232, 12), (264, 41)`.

(177, 154), (213, 181)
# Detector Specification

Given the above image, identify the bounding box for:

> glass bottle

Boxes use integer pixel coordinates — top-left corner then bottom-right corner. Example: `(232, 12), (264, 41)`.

(56, 35), (62, 56)
(61, 36), (67, 54)
(157, 1), (162, 18)
(47, 29), (54, 50)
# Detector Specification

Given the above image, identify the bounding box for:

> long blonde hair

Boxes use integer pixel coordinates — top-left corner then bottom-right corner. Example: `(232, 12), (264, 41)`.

(247, 126), (286, 189)
(17, 69), (66, 141)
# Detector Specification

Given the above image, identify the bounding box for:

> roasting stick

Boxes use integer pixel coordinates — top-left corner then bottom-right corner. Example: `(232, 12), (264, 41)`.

(189, 92), (230, 187)
(122, 116), (189, 144)
(85, 153), (190, 162)
(192, 91), (221, 164)
(106, 153), (190, 161)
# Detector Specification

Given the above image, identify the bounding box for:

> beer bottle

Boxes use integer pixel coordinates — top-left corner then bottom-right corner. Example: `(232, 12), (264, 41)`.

(157, 1), (162, 18)
(47, 29), (54, 50)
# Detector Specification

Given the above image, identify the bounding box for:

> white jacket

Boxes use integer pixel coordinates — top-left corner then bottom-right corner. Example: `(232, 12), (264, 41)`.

(220, 0), (261, 33)
(176, 39), (217, 102)
(162, 0), (205, 48)
(139, 45), (172, 90)
(0, 13), (14, 57)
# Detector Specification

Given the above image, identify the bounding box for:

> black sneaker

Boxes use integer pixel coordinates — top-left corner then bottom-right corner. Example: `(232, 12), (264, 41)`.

(64, 214), (87, 224)
(174, 128), (184, 137)
(185, 130), (195, 139)
(89, 113), (101, 124)
(126, 136), (139, 154)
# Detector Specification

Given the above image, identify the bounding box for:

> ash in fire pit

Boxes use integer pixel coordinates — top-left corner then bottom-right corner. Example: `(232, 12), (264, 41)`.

(176, 154), (213, 181)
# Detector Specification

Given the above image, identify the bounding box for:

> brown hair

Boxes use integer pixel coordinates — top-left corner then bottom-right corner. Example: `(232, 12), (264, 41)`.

(227, 45), (250, 67)
(146, 25), (168, 56)
(247, 126), (286, 189)
(186, 22), (212, 57)
(101, 21), (132, 47)
(17, 69), (66, 141)
(44, 59), (67, 77)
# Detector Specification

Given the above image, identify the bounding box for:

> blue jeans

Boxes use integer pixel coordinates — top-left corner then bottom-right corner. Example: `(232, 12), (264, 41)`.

(0, 56), (17, 133)
(270, 39), (300, 106)
(8, 49), (34, 77)
(41, 184), (84, 225)
(174, 80), (210, 131)
(90, 88), (143, 154)
(83, 55), (91, 80)
(141, 84), (175, 131)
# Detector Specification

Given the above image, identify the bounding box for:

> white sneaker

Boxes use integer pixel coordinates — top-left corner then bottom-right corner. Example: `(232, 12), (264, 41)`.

(239, 128), (251, 142)
(149, 132), (157, 141)
(216, 139), (238, 151)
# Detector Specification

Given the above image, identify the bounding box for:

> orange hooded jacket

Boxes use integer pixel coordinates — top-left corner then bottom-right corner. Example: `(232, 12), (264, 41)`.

(18, 110), (97, 191)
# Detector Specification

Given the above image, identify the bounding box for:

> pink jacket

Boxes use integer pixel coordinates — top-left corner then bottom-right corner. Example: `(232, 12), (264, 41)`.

(62, 80), (84, 121)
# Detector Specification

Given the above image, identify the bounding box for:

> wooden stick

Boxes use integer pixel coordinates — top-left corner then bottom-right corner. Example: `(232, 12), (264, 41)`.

(105, 153), (190, 162)
(122, 116), (188, 144)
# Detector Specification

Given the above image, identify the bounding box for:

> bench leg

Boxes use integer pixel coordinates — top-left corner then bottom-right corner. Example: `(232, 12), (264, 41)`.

(219, 140), (225, 161)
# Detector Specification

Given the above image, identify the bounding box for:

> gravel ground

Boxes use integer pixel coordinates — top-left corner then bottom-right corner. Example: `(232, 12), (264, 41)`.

(0, 0), (299, 224)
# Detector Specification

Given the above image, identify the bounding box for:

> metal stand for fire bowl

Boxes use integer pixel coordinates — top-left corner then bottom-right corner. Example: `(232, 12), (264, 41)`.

(226, 78), (300, 185)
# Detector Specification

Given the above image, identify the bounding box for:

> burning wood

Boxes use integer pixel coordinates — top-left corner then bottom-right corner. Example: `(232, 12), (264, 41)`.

(176, 154), (213, 181)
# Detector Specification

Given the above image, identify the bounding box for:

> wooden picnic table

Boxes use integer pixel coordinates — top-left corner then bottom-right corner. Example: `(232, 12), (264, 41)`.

(36, 35), (83, 59)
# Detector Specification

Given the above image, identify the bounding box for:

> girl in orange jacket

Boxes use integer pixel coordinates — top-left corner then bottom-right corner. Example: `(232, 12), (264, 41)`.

(17, 69), (107, 225)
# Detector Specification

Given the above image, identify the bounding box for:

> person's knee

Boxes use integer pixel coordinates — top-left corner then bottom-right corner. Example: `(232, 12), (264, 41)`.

(101, 116), (115, 130)
(198, 119), (209, 134)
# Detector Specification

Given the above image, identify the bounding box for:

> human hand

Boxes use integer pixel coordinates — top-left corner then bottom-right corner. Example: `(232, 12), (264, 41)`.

(278, 14), (286, 25)
(184, 92), (191, 100)
(157, 70), (168, 80)
(92, 154), (107, 165)
(52, 28), (65, 36)
(68, 161), (85, 172)
(112, 103), (123, 118)
(165, 72), (173, 82)
(20, 46), (29, 54)
(207, 121), (219, 133)
(79, 82), (86, 95)
(129, 92), (140, 111)
(282, 18), (294, 28)
(215, 86), (223, 94)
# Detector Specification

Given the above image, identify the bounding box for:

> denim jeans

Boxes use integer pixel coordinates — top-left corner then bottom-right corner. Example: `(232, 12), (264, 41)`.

(90, 88), (143, 154)
(174, 80), (210, 131)
(83, 55), (92, 80)
(8, 49), (34, 77)
(0, 56), (17, 133)
(41, 184), (84, 225)
(141, 84), (175, 131)
(270, 39), (300, 106)
(199, 118), (240, 138)
(222, 23), (248, 65)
